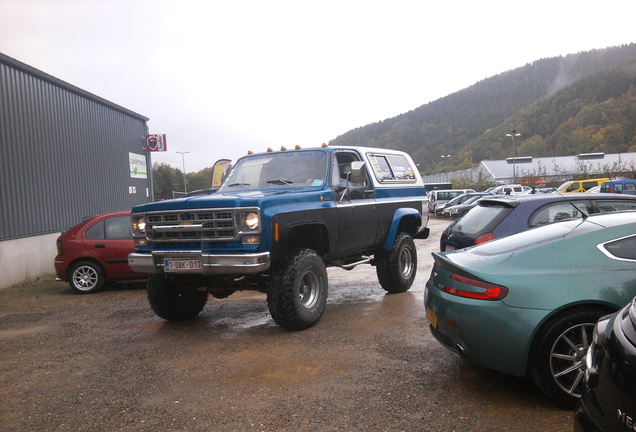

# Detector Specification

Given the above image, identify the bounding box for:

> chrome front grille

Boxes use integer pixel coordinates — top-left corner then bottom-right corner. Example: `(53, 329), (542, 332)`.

(146, 210), (236, 241)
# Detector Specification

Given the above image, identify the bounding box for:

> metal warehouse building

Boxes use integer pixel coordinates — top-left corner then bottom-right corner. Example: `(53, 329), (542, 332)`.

(422, 152), (636, 185)
(0, 53), (152, 289)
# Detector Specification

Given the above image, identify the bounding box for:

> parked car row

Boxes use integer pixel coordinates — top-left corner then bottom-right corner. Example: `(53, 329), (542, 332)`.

(441, 193), (494, 218)
(440, 193), (636, 251)
(427, 188), (475, 215)
(434, 192), (486, 217)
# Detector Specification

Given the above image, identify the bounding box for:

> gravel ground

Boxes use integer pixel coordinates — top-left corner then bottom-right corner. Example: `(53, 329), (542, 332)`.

(0, 217), (572, 431)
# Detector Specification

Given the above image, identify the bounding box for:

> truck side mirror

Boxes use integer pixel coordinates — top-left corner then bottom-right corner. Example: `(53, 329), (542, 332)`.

(348, 161), (367, 184)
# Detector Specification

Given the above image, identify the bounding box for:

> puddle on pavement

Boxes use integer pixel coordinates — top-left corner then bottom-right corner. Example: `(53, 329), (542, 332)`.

(0, 312), (50, 323)
(0, 324), (56, 340)
(0, 312), (58, 340)
(212, 312), (278, 337)
(237, 314), (273, 329)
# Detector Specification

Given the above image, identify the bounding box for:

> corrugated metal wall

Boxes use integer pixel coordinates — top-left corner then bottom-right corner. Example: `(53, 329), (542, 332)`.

(0, 54), (151, 240)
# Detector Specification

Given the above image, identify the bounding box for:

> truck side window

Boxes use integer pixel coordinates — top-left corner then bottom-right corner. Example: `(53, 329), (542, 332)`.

(333, 152), (368, 199)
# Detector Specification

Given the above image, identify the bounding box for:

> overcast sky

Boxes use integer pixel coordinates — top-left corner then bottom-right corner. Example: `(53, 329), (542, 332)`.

(1, 0), (635, 172)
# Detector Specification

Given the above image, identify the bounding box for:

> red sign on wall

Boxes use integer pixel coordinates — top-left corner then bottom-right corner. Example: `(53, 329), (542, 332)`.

(146, 134), (167, 152)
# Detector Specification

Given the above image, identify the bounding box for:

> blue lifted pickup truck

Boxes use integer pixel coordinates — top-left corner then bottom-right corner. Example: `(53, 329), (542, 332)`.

(128, 145), (429, 330)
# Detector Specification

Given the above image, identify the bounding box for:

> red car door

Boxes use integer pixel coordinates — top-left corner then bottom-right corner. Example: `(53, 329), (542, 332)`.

(83, 215), (137, 278)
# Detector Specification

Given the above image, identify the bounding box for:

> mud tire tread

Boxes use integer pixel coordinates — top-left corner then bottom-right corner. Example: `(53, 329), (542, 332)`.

(376, 231), (417, 293)
(267, 249), (328, 331)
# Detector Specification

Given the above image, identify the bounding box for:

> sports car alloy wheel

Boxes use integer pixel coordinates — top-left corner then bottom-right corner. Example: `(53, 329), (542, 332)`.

(549, 322), (595, 399)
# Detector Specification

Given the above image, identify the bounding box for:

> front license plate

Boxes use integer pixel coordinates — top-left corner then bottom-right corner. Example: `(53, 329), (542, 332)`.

(164, 259), (203, 272)
(426, 308), (438, 328)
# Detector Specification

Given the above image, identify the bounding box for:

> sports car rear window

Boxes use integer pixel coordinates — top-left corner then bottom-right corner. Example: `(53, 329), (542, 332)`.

(596, 200), (636, 214)
(600, 235), (636, 261)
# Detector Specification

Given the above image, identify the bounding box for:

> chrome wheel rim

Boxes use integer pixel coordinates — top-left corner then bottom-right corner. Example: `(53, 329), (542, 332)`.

(549, 322), (595, 398)
(298, 271), (319, 309)
(72, 265), (99, 291)
(399, 246), (414, 279)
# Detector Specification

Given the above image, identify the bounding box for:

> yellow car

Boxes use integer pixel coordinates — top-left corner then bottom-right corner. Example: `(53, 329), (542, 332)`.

(555, 178), (609, 193)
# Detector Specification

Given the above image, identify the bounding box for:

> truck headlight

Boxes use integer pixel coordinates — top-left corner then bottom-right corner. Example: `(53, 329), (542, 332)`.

(244, 212), (259, 230)
(132, 216), (146, 235)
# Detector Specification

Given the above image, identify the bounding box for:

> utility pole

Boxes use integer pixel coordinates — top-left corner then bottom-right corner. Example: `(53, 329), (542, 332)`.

(506, 131), (521, 183)
(176, 151), (190, 193)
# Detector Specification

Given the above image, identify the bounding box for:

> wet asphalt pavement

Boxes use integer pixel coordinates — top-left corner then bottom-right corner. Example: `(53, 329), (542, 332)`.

(0, 217), (572, 431)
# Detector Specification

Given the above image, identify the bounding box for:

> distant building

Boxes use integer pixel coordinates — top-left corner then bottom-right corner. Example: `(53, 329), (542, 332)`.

(1, 53), (151, 288)
(422, 152), (636, 186)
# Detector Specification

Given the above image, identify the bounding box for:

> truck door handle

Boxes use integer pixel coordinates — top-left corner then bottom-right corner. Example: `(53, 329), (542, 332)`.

(95, 244), (105, 248)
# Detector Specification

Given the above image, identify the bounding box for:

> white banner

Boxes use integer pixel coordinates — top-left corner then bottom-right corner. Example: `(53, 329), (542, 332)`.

(129, 152), (147, 179)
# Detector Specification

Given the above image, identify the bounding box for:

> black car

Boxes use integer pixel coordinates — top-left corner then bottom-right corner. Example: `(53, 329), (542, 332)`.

(442, 193), (494, 218)
(440, 193), (636, 251)
(434, 192), (484, 216)
(574, 296), (636, 431)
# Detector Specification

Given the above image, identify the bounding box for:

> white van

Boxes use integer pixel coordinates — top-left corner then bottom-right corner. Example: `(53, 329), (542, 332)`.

(492, 184), (531, 195)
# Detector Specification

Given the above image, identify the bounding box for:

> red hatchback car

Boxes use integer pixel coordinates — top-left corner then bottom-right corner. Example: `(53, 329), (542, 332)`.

(54, 210), (144, 293)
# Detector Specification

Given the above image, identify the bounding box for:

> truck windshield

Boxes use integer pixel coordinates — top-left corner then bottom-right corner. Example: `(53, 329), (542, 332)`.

(218, 150), (328, 191)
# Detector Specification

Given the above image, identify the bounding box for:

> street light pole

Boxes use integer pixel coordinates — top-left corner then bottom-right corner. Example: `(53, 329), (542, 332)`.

(176, 151), (190, 193)
(441, 154), (451, 181)
(505, 131), (521, 183)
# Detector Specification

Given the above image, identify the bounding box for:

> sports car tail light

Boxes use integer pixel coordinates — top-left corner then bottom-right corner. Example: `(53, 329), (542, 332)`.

(475, 232), (496, 244)
(444, 273), (508, 300)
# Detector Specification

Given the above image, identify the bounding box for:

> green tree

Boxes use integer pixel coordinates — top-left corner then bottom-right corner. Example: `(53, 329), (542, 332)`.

(152, 163), (182, 200)
(186, 167), (214, 191)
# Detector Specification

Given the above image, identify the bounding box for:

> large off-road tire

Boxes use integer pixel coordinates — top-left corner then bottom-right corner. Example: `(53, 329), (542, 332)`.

(376, 231), (417, 293)
(69, 261), (106, 294)
(267, 249), (328, 331)
(529, 308), (606, 408)
(147, 274), (208, 321)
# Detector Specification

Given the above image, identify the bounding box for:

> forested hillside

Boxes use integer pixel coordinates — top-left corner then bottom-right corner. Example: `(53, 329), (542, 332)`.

(330, 43), (636, 175)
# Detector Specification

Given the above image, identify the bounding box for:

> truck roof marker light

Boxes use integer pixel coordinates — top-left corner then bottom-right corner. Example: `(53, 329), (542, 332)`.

(281, 146), (287, 151)
(322, 143), (328, 148)
(247, 150), (253, 154)
(267, 148), (273, 152)
(295, 145), (301, 150)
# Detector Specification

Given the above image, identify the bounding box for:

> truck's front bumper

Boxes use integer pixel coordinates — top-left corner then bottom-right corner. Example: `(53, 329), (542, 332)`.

(128, 251), (271, 275)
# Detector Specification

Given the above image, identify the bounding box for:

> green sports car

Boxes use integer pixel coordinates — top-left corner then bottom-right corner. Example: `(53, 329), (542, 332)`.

(425, 211), (636, 407)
